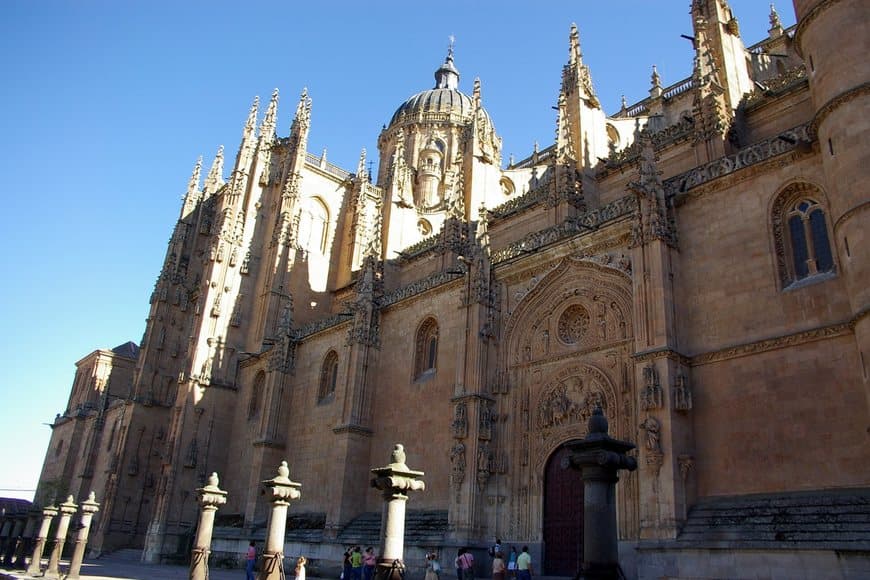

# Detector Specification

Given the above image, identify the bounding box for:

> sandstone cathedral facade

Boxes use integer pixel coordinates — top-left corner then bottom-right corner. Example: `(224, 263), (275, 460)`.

(33, 1), (870, 578)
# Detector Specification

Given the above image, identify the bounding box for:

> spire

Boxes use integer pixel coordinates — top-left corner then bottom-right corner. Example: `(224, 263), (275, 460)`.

(434, 36), (460, 90)
(186, 156), (203, 197)
(768, 3), (783, 38)
(562, 23), (600, 108)
(288, 88), (312, 159)
(357, 147), (367, 181)
(472, 77), (481, 108)
(244, 95), (259, 141)
(650, 65), (663, 98)
(259, 88), (279, 144)
(204, 146), (225, 194)
(569, 23), (581, 66)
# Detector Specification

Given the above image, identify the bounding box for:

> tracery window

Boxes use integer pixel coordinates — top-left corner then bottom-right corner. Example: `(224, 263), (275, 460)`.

(318, 350), (339, 403)
(414, 317), (439, 380)
(772, 182), (836, 288)
(248, 371), (265, 420)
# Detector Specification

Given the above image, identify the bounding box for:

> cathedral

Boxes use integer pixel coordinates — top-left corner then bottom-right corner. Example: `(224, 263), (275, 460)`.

(31, 1), (870, 578)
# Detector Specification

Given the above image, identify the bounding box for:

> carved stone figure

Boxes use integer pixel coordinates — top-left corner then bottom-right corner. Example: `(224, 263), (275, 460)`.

(451, 402), (468, 439)
(638, 416), (662, 454)
(450, 442), (466, 486)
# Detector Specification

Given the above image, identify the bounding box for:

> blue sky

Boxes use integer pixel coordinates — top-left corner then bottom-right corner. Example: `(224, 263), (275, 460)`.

(0, 1), (794, 501)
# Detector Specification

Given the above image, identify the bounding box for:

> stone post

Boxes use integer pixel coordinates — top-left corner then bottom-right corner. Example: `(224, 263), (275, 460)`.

(370, 444), (425, 580)
(45, 496), (77, 577)
(564, 408), (637, 580)
(25, 504), (58, 576)
(65, 492), (100, 580)
(3, 517), (25, 566)
(189, 473), (227, 580)
(258, 461), (302, 580)
(14, 511), (38, 569)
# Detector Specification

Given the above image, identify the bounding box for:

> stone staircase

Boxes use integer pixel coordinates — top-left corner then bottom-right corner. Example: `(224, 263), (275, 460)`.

(98, 548), (144, 562)
(677, 488), (870, 550)
(337, 510), (448, 546)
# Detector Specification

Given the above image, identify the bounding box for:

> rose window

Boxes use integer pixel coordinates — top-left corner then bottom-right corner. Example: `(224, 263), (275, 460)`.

(557, 304), (589, 344)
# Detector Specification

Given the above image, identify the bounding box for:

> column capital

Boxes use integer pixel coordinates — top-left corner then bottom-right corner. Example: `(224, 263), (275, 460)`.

(370, 444), (426, 495)
(41, 505), (59, 518)
(262, 461), (302, 503)
(80, 491), (101, 516)
(197, 473), (228, 508)
(59, 495), (78, 516)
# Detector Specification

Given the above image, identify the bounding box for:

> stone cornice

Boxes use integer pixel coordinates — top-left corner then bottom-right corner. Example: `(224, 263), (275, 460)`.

(378, 271), (464, 310)
(509, 338), (634, 371)
(332, 423), (373, 436)
(810, 82), (870, 138)
(631, 347), (691, 366)
(668, 124), (814, 202)
(690, 320), (852, 366)
(794, 0), (846, 57)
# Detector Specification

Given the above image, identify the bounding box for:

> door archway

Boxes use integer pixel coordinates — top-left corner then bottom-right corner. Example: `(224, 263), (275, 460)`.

(543, 444), (584, 576)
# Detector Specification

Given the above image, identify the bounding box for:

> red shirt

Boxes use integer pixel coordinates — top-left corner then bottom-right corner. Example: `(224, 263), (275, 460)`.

(247, 546), (257, 561)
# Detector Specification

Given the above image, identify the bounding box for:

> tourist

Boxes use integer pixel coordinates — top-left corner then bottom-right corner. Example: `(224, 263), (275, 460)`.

(516, 547), (532, 580)
(351, 545), (363, 580)
(458, 547), (474, 580)
(295, 556), (308, 580)
(454, 548), (465, 580)
(489, 538), (502, 560)
(492, 552), (506, 580)
(506, 547), (517, 579)
(245, 541), (257, 580)
(425, 551), (441, 580)
(363, 547), (377, 580)
(342, 548), (352, 580)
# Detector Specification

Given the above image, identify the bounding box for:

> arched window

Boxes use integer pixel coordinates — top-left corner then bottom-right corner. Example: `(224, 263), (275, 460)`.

(248, 371), (265, 420)
(772, 182), (836, 288)
(414, 317), (439, 380)
(298, 197), (329, 254)
(318, 350), (339, 403)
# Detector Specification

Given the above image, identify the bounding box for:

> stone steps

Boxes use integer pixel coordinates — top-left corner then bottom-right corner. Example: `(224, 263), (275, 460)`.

(98, 548), (144, 562)
(337, 510), (448, 545)
(677, 488), (870, 549)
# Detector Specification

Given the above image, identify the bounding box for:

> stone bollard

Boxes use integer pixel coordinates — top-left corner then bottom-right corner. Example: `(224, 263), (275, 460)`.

(257, 461), (302, 580)
(45, 496), (78, 577)
(25, 504), (58, 576)
(563, 407), (637, 580)
(370, 444), (425, 580)
(65, 492), (100, 580)
(14, 511), (38, 569)
(189, 473), (227, 580)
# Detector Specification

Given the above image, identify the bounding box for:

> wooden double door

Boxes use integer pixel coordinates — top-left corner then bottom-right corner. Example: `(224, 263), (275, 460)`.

(543, 444), (585, 576)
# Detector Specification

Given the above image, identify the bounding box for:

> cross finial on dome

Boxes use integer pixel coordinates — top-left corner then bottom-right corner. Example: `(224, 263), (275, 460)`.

(448, 34), (455, 61)
(434, 37), (460, 90)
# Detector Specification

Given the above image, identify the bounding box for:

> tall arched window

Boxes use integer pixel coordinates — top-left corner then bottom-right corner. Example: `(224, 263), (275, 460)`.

(318, 350), (339, 403)
(772, 182), (836, 288)
(298, 197), (329, 254)
(248, 371), (265, 420)
(414, 317), (439, 380)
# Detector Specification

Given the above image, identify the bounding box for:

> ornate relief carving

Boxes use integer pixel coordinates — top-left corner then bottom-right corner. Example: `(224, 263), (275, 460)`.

(451, 402), (468, 439)
(450, 442), (466, 487)
(557, 304), (590, 344)
(673, 372), (693, 412)
(640, 363), (663, 410)
(479, 402), (496, 441)
(477, 442), (492, 491)
(639, 416), (662, 454)
(690, 321), (852, 366)
(678, 454), (695, 482)
(535, 365), (616, 448)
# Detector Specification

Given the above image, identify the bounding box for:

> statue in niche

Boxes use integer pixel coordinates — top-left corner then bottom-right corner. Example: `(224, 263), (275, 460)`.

(451, 402), (468, 439)
(479, 402), (495, 441)
(641, 362), (663, 410)
(639, 416), (662, 454)
(673, 372), (693, 411)
(450, 442), (466, 486)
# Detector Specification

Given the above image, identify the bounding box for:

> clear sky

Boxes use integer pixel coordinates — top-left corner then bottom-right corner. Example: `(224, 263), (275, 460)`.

(0, 1), (794, 501)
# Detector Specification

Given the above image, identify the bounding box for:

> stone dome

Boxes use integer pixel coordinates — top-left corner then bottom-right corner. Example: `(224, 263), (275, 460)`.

(387, 48), (492, 129)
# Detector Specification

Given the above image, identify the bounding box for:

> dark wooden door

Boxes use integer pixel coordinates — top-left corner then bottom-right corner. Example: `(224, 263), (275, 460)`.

(543, 445), (584, 576)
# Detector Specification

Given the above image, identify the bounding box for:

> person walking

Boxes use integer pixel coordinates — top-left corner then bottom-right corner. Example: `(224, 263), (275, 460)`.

(425, 552), (441, 580)
(245, 541), (257, 580)
(492, 552), (506, 580)
(454, 548), (465, 580)
(516, 547), (533, 580)
(295, 556), (308, 580)
(342, 548), (353, 580)
(459, 548), (475, 580)
(363, 547), (377, 580)
(506, 547), (518, 580)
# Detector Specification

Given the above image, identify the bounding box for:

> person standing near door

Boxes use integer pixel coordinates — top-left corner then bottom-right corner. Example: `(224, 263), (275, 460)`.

(516, 547), (533, 580)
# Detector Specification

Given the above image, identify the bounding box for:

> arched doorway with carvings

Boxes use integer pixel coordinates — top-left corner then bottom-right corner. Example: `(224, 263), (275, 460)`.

(543, 443), (584, 576)
(498, 257), (639, 549)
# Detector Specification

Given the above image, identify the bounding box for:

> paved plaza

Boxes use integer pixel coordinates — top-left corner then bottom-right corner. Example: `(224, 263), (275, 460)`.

(0, 553), (311, 580)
